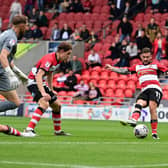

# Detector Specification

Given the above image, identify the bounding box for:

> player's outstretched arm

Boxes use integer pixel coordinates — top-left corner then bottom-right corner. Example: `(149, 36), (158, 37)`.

(105, 64), (130, 74)
(10, 61), (28, 84)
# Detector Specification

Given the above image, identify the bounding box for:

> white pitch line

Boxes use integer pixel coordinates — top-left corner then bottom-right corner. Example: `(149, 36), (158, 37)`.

(0, 141), (165, 145)
(1, 161), (168, 168)
(0, 141), (164, 145)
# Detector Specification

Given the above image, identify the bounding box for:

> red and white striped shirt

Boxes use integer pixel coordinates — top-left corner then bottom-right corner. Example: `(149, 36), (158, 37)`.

(128, 61), (168, 92)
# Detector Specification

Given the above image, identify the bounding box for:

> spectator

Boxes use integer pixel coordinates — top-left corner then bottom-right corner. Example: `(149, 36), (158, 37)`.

(151, 0), (160, 13)
(60, 59), (72, 74)
(86, 49), (101, 69)
(37, 11), (48, 27)
(87, 30), (98, 47)
(50, 23), (61, 41)
(160, 0), (168, 13)
(70, 55), (82, 74)
(23, 24), (33, 40)
(117, 15), (133, 42)
(136, 29), (152, 53)
(24, 0), (35, 16)
(9, 0), (22, 26)
(134, 0), (145, 14)
(83, 0), (92, 12)
(32, 24), (43, 40)
(80, 24), (90, 41)
(115, 45), (130, 67)
(37, 0), (44, 11)
(70, 28), (81, 41)
(73, 80), (89, 100)
(60, 0), (69, 12)
(28, 8), (38, 25)
(71, 0), (84, 13)
(126, 40), (138, 60)
(153, 32), (167, 61)
(134, 23), (144, 38)
(124, 1), (132, 18)
(146, 17), (160, 43)
(114, 0), (125, 16)
(107, 35), (121, 60)
(53, 71), (67, 92)
(64, 70), (77, 91)
(109, 3), (118, 20)
(60, 23), (73, 40)
(86, 82), (102, 101)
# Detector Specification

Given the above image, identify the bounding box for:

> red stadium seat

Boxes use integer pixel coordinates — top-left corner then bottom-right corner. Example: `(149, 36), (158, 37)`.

(107, 79), (116, 88)
(98, 79), (107, 88)
(124, 89), (134, 98)
(115, 89), (124, 98)
(58, 91), (67, 96)
(100, 70), (109, 79)
(117, 79), (126, 89)
(109, 71), (118, 80)
(92, 6), (101, 13)
(105, 88), (114, 97)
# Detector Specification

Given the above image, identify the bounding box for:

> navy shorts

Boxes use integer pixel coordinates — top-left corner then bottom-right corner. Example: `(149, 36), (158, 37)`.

(27, 84), (57, 104)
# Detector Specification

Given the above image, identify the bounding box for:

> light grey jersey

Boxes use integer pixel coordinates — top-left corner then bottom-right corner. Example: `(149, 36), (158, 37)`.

(0, 29), (17, 74)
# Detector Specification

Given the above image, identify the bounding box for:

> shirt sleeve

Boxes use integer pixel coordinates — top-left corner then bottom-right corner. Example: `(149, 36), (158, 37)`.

(39, 57), (52, 72)
(3, 37), (17, 53)
(128, 64), (136, 73)
(157, 63), (168, 72)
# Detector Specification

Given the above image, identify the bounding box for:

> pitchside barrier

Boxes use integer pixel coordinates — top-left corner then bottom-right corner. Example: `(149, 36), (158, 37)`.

(1, 97), (168, 122)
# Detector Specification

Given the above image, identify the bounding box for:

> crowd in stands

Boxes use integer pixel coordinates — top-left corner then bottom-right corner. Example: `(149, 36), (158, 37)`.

(1, 0), (168, 103)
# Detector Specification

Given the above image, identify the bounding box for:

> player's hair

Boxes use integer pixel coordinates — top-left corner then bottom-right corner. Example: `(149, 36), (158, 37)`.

(57, 42), (72, 52)
(12, 15), (27, 25)
(142, 47), (151, 54)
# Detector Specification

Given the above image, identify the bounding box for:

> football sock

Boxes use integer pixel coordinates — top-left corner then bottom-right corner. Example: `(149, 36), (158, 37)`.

(27, 107), (44, 130)
(151, 120), (158, 134)
(132, 110), (141, 121)
(52, 112), (61, 133)
(3, 125), (21, 136)
(0, 101), (17, 112)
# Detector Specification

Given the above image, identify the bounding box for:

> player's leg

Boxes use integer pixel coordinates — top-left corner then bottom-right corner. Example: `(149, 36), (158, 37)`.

(149, 89), (162, 139)
(0, 124), (22, 136)
(25, 85), (49, 135)
(0, 90), (21, 112)
(50, 101), (71, 136)
(120, 90), (147, 127)
(25, 97), (48, 134)
(149, 100), (159, 139)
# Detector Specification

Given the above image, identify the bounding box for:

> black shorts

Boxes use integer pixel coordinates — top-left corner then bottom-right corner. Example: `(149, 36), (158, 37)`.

(136, 88), (162, 107)
(27, 84), (57, 104)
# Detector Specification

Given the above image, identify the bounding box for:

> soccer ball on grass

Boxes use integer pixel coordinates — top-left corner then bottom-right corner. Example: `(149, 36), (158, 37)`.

(134, 124), (149, 139)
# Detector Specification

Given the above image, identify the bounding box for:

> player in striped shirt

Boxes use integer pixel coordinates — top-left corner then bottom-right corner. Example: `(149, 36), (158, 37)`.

(105, 48), (168, 139)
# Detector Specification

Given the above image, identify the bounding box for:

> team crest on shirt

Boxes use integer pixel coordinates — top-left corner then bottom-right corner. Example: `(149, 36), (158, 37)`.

(45, 61), (51, 68)
(9, 39), (16, 46)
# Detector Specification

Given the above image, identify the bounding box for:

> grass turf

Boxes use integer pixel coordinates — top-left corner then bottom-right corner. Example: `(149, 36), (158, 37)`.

(0, 117), (168, 168)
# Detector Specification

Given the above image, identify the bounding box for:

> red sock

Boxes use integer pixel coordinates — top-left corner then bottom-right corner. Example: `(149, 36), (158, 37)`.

(151, 120), (158, 134)
(4, 126), (21, 136)
(132, 111), (141, 121)
(27, 107), (44, 130)
(52, 112), (61, 133)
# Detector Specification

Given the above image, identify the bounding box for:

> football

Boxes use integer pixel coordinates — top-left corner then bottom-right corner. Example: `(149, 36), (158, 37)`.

(134, 124), (149, 139)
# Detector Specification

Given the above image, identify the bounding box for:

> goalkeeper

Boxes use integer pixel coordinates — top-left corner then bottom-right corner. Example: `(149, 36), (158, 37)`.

(0, 15), (30, 137)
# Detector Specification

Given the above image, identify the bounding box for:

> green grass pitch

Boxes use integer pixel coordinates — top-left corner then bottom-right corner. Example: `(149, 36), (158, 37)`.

(0, 117), (168, 168)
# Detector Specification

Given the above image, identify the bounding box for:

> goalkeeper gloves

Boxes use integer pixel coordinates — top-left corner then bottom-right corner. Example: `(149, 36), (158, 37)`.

(12, 65), (28, 84)
(5, 66), (20, 89)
